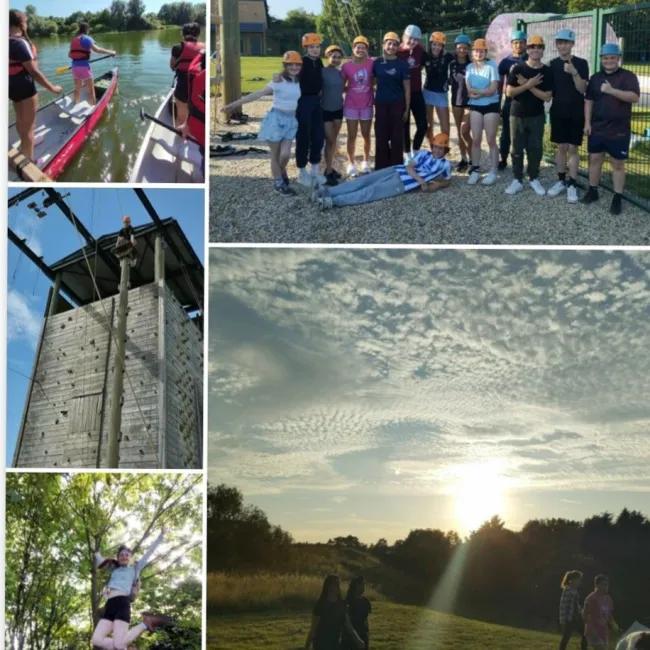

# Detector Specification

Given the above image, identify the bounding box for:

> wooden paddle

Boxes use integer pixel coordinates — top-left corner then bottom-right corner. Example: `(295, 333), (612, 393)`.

(139, 108), (202, 146)
(56, 53), (115, 74)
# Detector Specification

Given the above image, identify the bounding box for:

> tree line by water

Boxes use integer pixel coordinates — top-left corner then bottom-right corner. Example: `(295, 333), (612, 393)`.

(208, 484), (650, 633)
(18, 1), (206, 37)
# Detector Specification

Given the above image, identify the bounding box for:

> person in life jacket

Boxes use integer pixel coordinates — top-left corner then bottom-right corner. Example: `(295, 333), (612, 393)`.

(9, 9), (63, 162)
(183, 51), (205, 151)
(91, 530), (174, 650)
(69, 22), (115, 105)
(170, 22), (205, 126)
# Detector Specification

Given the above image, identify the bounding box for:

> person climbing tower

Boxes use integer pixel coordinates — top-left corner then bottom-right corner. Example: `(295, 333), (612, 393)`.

(115, 215), (138, 267)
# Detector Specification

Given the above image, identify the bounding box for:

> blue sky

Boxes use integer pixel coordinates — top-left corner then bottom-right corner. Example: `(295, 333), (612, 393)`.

(208, 249), (650, 543)
(267, 0), (312, 18)
(6, 187), (204, 462)
(13, 0), (204, 17)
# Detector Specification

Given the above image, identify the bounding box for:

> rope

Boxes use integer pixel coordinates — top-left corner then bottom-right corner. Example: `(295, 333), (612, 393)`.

(9, 366), (55, 406)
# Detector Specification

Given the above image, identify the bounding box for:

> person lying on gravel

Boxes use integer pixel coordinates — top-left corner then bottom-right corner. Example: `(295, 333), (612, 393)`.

(313, 132), (451, 209)
(221, 51), (302, 195)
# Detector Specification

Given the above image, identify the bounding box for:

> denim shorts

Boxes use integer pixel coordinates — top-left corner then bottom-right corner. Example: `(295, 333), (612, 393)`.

(423, 89), (449, 108)
(258, 108), (298, 142)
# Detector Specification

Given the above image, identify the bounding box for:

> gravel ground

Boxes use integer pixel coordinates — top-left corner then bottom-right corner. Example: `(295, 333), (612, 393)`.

(210, 97), (650, 245)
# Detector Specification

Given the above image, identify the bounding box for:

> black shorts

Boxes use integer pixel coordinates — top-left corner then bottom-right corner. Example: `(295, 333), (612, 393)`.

(101, 596), (131, 623)
(588, 133), (630, 160)
(470, 102), (500, 115)
(323, 108), (343, 122)
(550, 110), (584, 146)
(174, 72), (189, 102)
(9, 74), (37, 102)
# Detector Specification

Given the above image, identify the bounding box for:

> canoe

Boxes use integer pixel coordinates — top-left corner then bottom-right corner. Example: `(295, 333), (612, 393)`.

(129, 87), (204, 183)
(8, 67), (119, 181)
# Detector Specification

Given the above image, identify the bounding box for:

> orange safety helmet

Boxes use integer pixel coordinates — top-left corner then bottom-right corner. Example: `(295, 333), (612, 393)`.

(282, 50), (303, 64)
(352, 35), (370, 47)
(383, 31), (400, 43)
(325, 44), (343, 57)
(472, 38), (488, 50)
(430, 31), (446, 44)
(527, 34), (545, 46)
(431, 132), (450, 149)
(302, 32), (322, 47)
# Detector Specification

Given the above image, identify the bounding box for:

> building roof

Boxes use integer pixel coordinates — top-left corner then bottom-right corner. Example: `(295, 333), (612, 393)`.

(50, 218), (203, 313)
(239, 0), (267, 26)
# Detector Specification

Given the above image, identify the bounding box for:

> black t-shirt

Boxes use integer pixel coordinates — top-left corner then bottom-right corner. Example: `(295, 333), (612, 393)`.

(118, 225), (134, 239)
(313, 600), (345, 649)
(449, 57), (470, 106)
(507, 62), (553, 118)
(348, 596), (371, 635)
(550, 55), (589, 111)
(586, 67), (640, 138)
(300, 56), (323, 96)
(423, 51), (454, 92)
(9, 36), (34, 76)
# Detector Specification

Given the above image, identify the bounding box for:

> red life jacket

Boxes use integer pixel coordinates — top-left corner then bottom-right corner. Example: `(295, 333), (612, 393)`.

(69, 34), (91, 61)
(9, 37), (37, 76)
(187, 53), (205, 147)
(174, 40), (205, 73)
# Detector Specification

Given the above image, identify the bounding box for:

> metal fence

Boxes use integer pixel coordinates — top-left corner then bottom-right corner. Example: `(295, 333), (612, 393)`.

(522, 4), (650, 210)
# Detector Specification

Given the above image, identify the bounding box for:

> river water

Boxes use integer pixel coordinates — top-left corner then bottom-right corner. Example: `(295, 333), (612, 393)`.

(9, 27), (192, 182)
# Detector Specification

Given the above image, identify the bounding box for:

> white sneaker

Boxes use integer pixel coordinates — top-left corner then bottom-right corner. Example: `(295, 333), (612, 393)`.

(310, 164), (326, 186)
(529, 178), (546, 196)
(505, 179), (524, 195)
(359, 160), (370, 174)
(481, 171), (497, 186)
(297, 167), (312, 187)
(467, 170), (481, 185)
(547, 180), (566, 198)
(346, 163), (358, 177)
(566, 185), (578, 204)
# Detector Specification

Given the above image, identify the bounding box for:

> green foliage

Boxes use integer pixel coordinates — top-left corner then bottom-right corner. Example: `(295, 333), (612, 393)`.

(5, 473), (202, 648)
(283, 8), (318, 30)
(157, 2), (206, 27)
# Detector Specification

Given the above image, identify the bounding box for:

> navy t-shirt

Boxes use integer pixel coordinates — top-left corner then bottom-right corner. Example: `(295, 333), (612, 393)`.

(586, 67), (640, 138)
(373, 57), (409, 104)
(498, 53), (527, 95)
(9, 36), (34, 74)
(550, 56), (589, 112)
(449, 57), (469, 106)
(507, 62), (553, 118)
(423, 51), (454, 93)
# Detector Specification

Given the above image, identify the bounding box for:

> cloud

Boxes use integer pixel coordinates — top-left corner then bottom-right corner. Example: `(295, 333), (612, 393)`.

(8, 290), (41, 347)
(207, 249), (650, 533)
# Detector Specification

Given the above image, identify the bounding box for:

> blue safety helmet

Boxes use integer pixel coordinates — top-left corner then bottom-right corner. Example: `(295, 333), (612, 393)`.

(454, 34), (472, 46)
(404, 24), (422, 40)
(600, 42), (621, 56)
(554, 28), (576, 42)
(510, 30), (527, 41)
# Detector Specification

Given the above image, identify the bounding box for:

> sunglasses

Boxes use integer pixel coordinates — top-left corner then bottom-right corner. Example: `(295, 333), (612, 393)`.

(527, 44), (544, 49)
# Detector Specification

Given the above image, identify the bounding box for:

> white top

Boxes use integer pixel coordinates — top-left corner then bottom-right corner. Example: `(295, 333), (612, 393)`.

(267, 79), (301, 112)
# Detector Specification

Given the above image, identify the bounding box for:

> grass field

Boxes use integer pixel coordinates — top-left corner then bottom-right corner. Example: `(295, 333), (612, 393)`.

(208, 600), (575, 649)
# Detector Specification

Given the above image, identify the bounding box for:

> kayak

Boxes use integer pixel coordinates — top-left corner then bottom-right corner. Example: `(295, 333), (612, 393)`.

(8, 67), (119, 181)
(129, 87), (204, 183)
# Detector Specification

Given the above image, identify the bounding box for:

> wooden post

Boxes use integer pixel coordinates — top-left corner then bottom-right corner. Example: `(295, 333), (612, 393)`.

(219, 0), (241, 112)
(48, 273), (62, 317)
(107, 256), (130, 468)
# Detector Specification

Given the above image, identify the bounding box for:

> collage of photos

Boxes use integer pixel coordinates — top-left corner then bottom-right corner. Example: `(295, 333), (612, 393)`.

(3, 0), (650, 648)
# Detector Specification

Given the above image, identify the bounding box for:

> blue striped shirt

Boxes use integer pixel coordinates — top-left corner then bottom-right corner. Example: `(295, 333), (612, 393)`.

(396, 151), (452, 191)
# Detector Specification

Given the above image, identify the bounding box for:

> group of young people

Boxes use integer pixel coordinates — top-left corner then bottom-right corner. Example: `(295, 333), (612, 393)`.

(305, 575), (371, 650)
(558, 570), (650, 650)
(8, 11), (206, 165)
(221, 25), (640, 215)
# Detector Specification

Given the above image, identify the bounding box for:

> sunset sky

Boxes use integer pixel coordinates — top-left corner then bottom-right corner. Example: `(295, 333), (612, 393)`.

(208, 249), (650, 542)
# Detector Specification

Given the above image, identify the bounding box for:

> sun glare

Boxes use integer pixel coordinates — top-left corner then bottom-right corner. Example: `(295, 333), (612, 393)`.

(452, 462), (508, 534)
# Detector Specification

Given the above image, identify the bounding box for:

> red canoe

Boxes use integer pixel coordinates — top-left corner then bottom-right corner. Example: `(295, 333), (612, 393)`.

(8, 67), (119, 181)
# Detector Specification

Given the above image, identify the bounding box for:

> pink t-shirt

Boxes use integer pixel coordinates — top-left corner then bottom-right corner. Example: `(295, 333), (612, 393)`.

(342, 58), (374, 110)
(584, 591), (614, 645)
